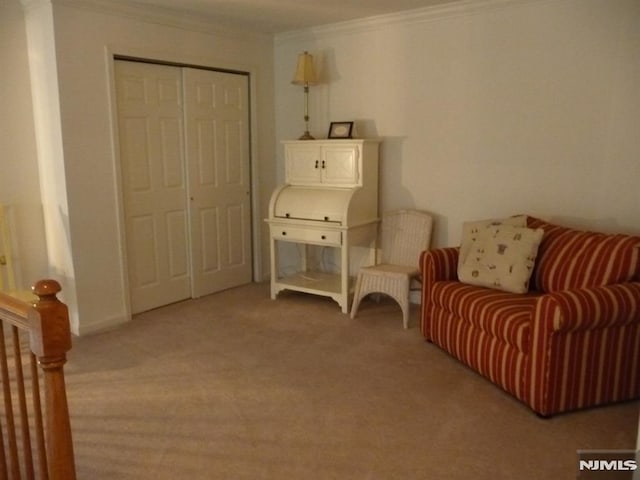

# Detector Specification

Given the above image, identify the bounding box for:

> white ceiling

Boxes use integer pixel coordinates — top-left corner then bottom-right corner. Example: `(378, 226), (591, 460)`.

(106, 0), (463, 33)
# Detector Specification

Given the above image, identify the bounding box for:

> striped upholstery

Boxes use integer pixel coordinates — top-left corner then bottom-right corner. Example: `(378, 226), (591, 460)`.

(428, 305), (529, 402)
(529, 283), (640, 415)
(420, 217), (640, 416)
(528, 216), (640, 292)
(429, 282), (539, 352)
(420, 247), (458, 339)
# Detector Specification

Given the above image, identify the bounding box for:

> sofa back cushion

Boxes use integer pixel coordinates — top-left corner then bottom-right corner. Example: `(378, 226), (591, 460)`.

(527, 217), (640, 292)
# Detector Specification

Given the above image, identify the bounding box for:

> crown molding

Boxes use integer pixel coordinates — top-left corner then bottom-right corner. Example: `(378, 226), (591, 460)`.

(20, 0), (548, 44)
(275, 0), (545, 44)
(26, 0), (271, 41)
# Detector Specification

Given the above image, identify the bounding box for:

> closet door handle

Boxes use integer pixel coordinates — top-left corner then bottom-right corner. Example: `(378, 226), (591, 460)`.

(315, 160), (319, 169)
(321, 160), (326, 169)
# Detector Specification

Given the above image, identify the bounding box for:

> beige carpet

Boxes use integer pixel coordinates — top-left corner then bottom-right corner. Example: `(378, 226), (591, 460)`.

(66, 282), (638, 479)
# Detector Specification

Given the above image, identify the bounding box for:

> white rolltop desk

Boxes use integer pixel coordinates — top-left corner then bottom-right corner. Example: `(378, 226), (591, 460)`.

(266, 139), (380, 313)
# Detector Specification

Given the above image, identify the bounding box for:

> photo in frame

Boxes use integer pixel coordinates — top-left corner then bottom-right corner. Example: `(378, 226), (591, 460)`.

(328, 121), (354, 139)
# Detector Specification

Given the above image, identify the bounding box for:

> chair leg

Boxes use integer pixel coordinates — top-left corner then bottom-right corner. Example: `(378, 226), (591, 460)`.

(350, 296), (361, 319)
(402, 283), (411, 329)
(350, 274), (363, 319)
(399, 283), (411, 329)
(382, 291), (410, 329)
(401, 302), (409, 329)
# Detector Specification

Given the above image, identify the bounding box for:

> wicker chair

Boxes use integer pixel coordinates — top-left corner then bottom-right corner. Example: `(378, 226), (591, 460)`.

(350, 209), (433, 328)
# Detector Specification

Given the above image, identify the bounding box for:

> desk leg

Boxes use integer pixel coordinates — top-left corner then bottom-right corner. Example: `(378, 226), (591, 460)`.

(270, 235), (278, 299)
(300, 243), (308, 273)
(341, 231), (349, 314)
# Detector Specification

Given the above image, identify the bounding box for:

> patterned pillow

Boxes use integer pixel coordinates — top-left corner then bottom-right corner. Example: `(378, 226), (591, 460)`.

(458, 225), (544, 294)
(458, 215), (527, 270)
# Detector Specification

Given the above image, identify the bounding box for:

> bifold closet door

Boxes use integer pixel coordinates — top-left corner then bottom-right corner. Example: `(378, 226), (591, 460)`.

(116, 61), (189, 313)
(183, 67), (252, 298)
(115, 60), (251, 314)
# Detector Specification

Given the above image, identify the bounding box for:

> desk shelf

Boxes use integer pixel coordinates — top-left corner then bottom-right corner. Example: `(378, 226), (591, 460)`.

(276, 268), (358, 293)
(268, 222), (377, 313)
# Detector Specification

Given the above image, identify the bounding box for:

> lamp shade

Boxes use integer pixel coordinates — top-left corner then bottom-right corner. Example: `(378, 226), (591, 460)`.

(291, 51), (318, 86)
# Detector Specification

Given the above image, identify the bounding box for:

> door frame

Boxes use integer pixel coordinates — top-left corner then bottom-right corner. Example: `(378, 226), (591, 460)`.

(106, 48), (262, 321)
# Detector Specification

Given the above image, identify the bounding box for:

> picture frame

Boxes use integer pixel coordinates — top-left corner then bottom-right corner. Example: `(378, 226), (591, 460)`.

(327, 121), (354, 139)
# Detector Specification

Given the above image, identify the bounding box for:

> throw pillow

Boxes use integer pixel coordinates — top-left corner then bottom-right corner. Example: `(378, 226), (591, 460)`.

(458, 225), (544, 294)
(458, 215), (527, 269)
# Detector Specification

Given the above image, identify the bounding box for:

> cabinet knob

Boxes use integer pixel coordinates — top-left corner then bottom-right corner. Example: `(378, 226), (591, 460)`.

(321, 160), (326, 169)
(282, 231), (287, 236)
(321, 235), (326, 240)
(324, 216), (329, 221)
(314, 160), (319, 169)
(285, 213), (290, 218)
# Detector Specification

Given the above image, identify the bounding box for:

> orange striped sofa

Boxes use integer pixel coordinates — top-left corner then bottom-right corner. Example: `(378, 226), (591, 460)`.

(420, 216), (640, 416)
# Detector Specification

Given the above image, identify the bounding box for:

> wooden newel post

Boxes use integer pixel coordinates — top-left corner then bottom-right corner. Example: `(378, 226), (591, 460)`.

(29, 279), (77, 480)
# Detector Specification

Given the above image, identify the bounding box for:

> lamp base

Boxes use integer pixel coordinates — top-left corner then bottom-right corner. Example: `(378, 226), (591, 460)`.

(298, 130), (315, 140)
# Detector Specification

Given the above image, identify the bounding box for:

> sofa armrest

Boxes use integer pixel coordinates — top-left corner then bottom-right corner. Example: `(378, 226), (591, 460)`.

(420, 248), (459, 339)
(533, 282), (640, 333)
(420, 247), (459, 285)
(528, 281), (640, 416)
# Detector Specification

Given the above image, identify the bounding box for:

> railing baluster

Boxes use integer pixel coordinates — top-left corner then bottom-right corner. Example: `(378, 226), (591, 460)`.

(13, 325), (35, 479)
(31, 352), (48, 480)
(0, 322), (21, 478)
(0, 330), (9, 479)
(0, 412), (8, 477)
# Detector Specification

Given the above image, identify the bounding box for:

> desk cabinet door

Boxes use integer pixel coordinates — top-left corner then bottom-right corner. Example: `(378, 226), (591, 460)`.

(285, 142), (361, 187)
(285, 144), (322, 184)
(321, 145), (360, 185)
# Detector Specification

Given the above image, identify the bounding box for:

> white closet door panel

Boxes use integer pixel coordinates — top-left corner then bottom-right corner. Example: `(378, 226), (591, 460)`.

(184, 67), (252, 297)
(115, 60), (190, 313)
(199, 206), (220, 272)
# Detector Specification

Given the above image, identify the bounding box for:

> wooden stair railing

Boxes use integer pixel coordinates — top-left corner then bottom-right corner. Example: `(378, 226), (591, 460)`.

(0, 279), (76, 480)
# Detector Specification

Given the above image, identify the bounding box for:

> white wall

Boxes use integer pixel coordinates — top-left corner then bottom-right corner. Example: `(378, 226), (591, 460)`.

(0, 0), (49, 288)
(22, 0), (80, 322)
(274, 0), (640, 249)
(17, 0), (276, 334)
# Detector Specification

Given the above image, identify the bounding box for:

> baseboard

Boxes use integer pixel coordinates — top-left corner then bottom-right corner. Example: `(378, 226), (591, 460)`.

(75, 313), (130, 337)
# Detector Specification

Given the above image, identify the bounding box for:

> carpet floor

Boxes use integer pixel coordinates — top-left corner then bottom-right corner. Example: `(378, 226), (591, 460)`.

(66, 282), (639, 479)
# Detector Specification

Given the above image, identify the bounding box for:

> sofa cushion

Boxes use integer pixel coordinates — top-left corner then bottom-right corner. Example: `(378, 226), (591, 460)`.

(527, 217), (640, 292)
(458, 215), (527, 270)
(459, 225), (544, 294)
(429, 280), (540, 352)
